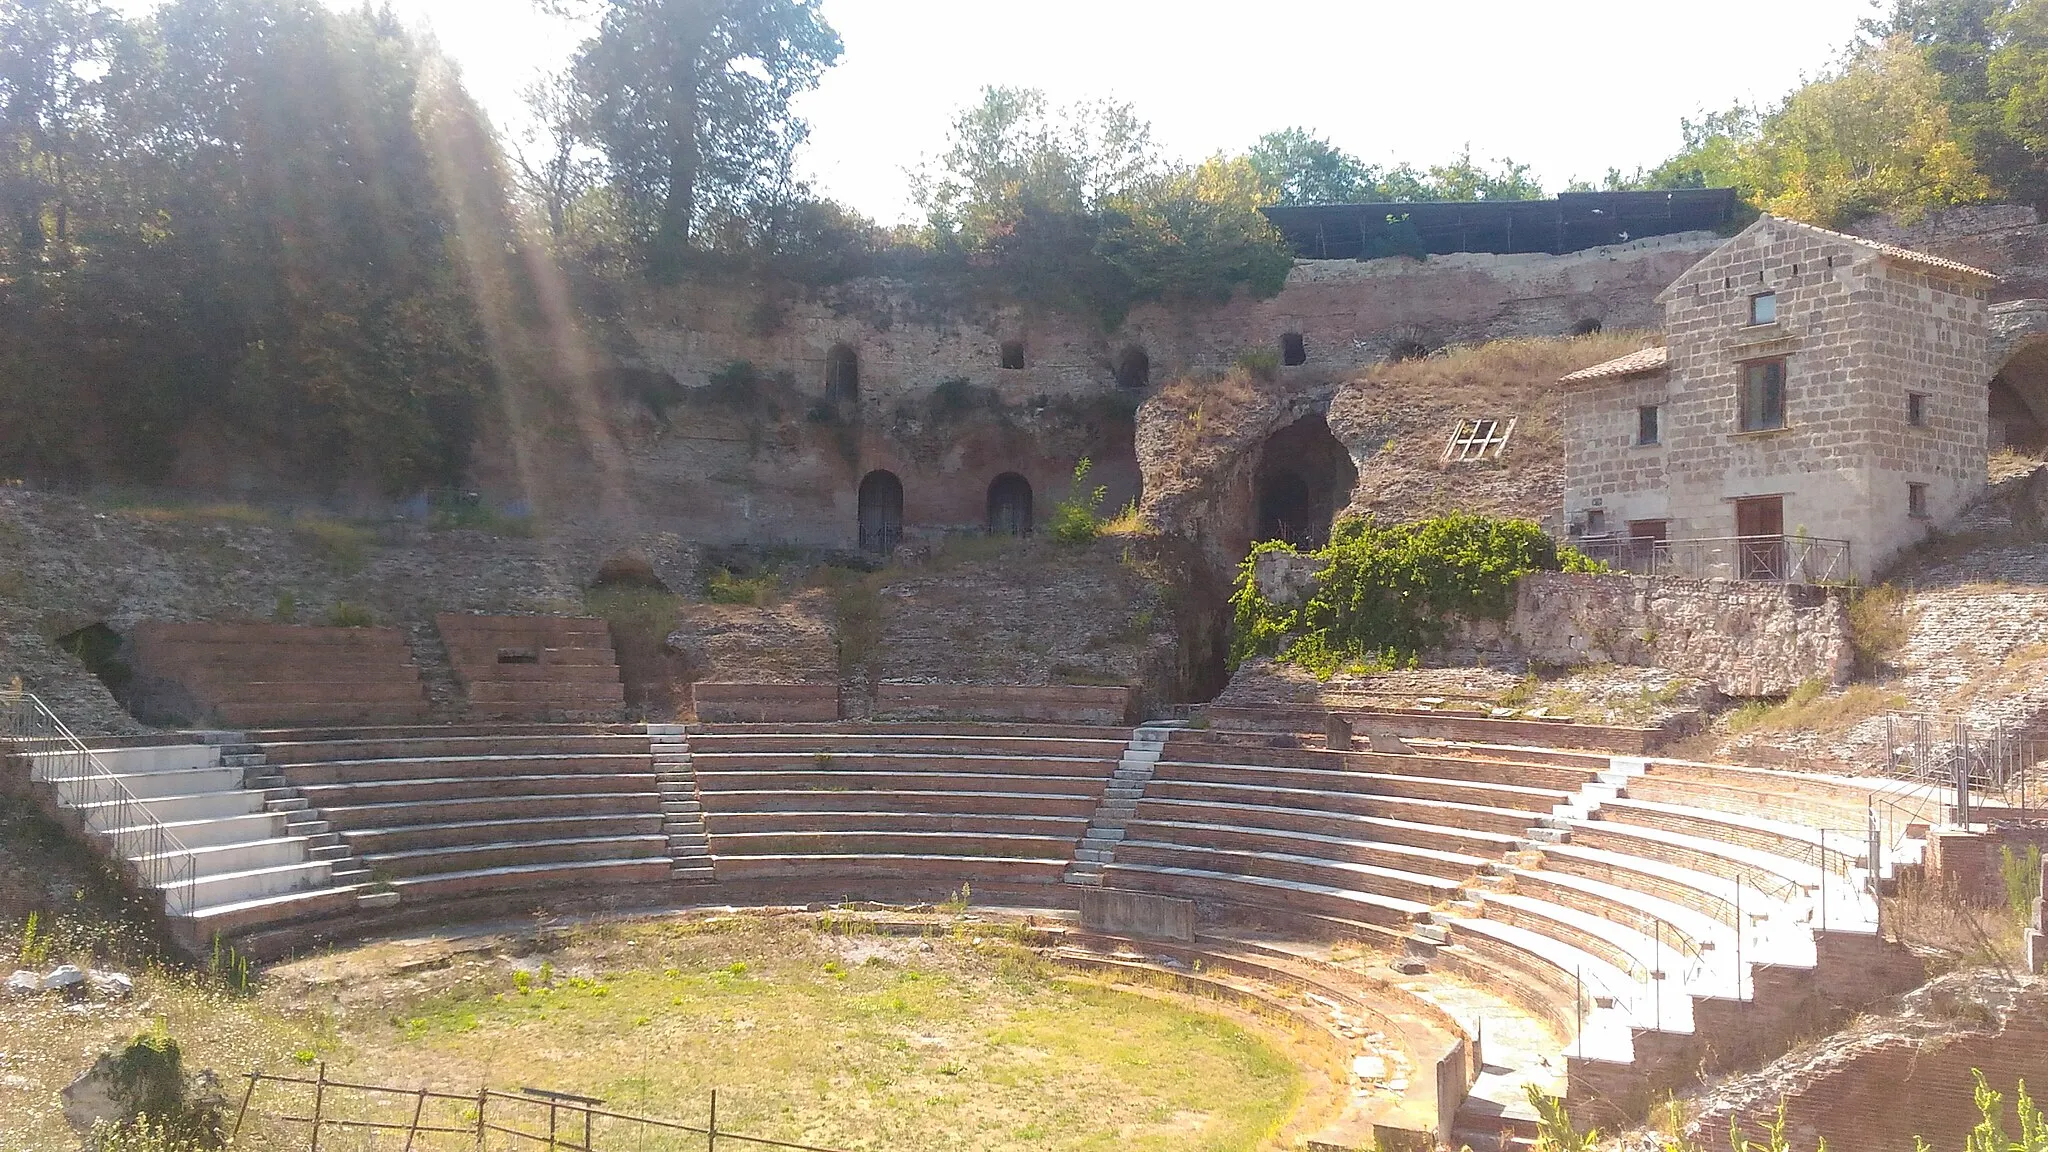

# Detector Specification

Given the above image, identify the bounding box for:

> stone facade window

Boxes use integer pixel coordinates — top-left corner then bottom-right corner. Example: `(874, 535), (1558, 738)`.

(825, 344), (859, 402)
(1740, 359), (1787, 432)
(1637, 404), (1661, 446)
(1115, 345), (1151, 390)
(1908, 391), (1929, 427)
(1749, 291), (1777, 325)
(1909, 482), (1930, 519)
(1000, 340), (1026, 370)
(1281, 332), (1307, 366)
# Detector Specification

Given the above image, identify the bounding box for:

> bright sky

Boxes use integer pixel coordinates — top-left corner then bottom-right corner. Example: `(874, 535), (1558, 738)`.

(138, 0), (1884, 224)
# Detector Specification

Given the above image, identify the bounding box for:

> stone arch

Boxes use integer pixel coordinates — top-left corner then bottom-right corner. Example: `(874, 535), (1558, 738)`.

(857, 469), (903, 555)
(1000, 340), (1026, 370)
(1252, 414), (1357, 550)
(825, 343), (859, 403)
(1114, 345), (1151, 390)
(1990, 310), (2048, 451)
(1280, 332), (1307, 367)
(987, 472), (1034, 536)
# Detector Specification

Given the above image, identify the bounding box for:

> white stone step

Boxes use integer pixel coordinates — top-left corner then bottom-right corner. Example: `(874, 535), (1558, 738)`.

(174, 859), (333, 914)
(130, 812), (288, 850)
(141, 837), (309, 879)
(73, 790), (267, 828)
(51, 766), (247, 803)
(38, 745), (220, 775)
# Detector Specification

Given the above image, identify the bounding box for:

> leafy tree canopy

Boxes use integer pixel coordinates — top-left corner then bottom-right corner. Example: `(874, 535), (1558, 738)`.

(1247, 129), (1545, 205)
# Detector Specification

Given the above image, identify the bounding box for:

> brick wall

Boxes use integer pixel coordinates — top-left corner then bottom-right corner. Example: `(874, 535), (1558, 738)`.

(1718, 983), (2048, 1152)
(1928, 823), (2048, 904)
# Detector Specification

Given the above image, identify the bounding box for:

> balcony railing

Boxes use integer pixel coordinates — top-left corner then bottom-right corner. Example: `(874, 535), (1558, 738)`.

(1572, 534), (1852, 585)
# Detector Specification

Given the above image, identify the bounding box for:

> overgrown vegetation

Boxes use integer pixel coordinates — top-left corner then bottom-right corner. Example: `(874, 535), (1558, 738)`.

(2003, 843), (2044, 924)
(1047, 458), (1110, 545)
(1726, 679), (1909, 735)
(1229, 514), (1603, 678)
(1848, 583), (1913, 674)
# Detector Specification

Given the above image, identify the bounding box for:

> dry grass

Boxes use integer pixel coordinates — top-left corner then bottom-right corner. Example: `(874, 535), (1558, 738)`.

(1, 914), (1306, 1152)
(1726, 679), (1907, 735)
(1331, 331), (1659, 525)
(1883, 874), (2029, 971)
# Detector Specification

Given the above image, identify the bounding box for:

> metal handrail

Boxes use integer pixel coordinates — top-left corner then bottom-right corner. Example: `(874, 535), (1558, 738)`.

(1573, 533), (1852, 585)
(0, 688), (197, 914)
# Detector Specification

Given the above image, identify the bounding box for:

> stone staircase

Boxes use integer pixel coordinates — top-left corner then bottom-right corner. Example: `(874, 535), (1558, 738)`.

(650, 724), (715, 882)
(1529, 755), (1646, 843)
(227, 732), (382, 904)
(1063, 724), (1172, 886)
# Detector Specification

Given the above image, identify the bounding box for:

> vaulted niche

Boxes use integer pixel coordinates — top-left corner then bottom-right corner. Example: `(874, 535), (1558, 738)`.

(1252, 414), (1357, 550)
(857, 469), (903, 555)
(987, 472), (1033, 536)
(1992, 334), (2048, 452)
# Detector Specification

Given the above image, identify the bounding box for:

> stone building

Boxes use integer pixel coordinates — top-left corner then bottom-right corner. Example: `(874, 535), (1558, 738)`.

(1559, 216), (1998, 582)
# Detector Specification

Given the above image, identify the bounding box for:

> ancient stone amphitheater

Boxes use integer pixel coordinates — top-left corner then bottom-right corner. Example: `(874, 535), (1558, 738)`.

(3, 617), (1953, 1151)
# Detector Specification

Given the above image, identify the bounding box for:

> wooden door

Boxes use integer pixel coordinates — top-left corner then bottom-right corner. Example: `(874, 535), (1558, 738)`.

(1735, 497), (1784, 580)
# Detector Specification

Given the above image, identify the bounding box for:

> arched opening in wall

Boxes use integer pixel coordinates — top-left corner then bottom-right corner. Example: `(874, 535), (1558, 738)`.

(825, 344), (860, 403)
(1992, 335), (2048, 451)
(1000, 340), (1026, 370)
(55, 623), (132, 697)
(1570, 318), (1604, 336)
(1280, 332), (1307, 367)
(857, 470), (904, 556)
(1114, 346), (1151, 390)
(1252, 414), (1358, 550)
(987, 473), (1034, 536)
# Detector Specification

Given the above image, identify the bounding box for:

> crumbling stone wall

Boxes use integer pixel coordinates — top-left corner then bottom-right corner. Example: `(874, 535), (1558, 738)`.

(1252, 559), (1849, 695)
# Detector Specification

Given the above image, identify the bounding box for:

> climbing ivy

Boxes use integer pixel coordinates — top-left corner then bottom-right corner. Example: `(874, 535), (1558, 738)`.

(1229, 513), (1604, 678)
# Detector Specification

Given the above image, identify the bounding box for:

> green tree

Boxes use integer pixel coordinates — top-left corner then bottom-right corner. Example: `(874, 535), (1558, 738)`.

(1744, 38), (1990, 225)
(1246, 127), (1376, 205)
(0, 0), (116, 255)
(560, 0), (842, 280)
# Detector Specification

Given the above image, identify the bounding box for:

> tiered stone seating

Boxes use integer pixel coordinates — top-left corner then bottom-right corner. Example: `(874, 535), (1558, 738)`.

(1084, 725), (1910, 1134)
(1202, 702), (1662, 755)
(692, 682), (840, 723)
(244, 725), (673, 909)
(42, 741), (358, 949)
(437, 615), (625, 721)
(872, 683), (1133, 725)
(691, 723), (1129, 894)
(130, 622), (428, 726)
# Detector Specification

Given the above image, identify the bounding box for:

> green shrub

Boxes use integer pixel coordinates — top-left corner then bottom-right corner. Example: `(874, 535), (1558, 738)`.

(2002, 845), (2043, 927)
(324, 602), (374, 628)
(87, 1032), (226, 1150)
(1847, 583), (1910, 673)
(1233, 348), (1280, 382)
(1047, 458), (1109, 545)
(292, 518), (373, 572)
(706, 568), (778, 606)
(1230, 513), (1591, 677)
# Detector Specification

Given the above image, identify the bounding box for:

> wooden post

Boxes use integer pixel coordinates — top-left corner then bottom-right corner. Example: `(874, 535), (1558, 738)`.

(707, 1088), (717, 1152)
(583, 1100), (594, 1152)
(403, 1087), (427, 1152)
(232, 1067), (259, 1139)
(476, 1086), (489, 1151)
(310, 1064), (326, 1152)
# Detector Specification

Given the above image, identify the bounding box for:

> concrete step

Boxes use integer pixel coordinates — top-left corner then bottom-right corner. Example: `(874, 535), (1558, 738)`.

(72, 790), (267, 827)
(148, 837), (309, 879)
(51, 766), (248, 803)
(177, 859), (333, 913)
(132, 812), (288, 850)
(308, 844), (355, 862)
(364, 835), (670, 878)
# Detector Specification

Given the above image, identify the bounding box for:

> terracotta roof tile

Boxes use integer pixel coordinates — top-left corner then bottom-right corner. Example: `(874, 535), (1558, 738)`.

(1559, 345), (1669, 384)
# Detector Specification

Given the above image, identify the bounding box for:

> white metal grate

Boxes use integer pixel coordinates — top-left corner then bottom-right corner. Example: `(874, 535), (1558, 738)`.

(1443, 417), (1516, 463)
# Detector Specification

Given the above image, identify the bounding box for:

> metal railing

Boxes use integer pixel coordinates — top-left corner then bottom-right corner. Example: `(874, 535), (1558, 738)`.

(1884, 711), (2047, 823)
(1573, 533), (1853, 584)
(0, 687), (197, 915)
(233, 1067), (856, 1152)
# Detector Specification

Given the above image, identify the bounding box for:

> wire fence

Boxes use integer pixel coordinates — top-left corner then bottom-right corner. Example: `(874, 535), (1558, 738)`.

(232, 1068), (856, 1152)
(1883, 711), (2048, 823)
(0, 686), (196, 914)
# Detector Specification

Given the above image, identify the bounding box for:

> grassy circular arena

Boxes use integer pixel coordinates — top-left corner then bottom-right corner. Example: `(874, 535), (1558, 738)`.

(3, 913), (1309, 1152)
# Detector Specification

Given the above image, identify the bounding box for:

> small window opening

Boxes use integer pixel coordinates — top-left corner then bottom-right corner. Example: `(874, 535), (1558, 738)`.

(1584, 509), (1608, 537)
(825, 344), (859, 402)
(1749, 292), (1777, 325)
(1740, 359), (1786, 431)
(1114, 345), (1150, 390)
(1280, 332), (1307, 366)
(497, 647), (540, 665)
(1907, 392), (1929, 427)
(1444, 417), (1516, 463)
(1909, 482), (1930, 519)
(999, 340), (1026, 370)
(1637, 405), (1661, 446)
